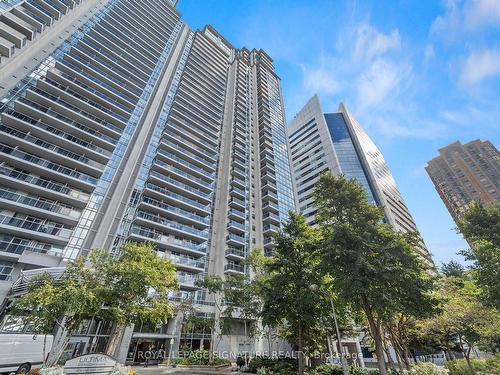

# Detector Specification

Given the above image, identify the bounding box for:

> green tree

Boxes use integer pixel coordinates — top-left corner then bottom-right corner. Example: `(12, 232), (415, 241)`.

(457, 202), (500, 308)
(421, 276), (500, 375)
(258, 211), (327, 375)
(11, 241), (178, 365)
(441, 260), (466, 278)
(313, 173), (438, 375)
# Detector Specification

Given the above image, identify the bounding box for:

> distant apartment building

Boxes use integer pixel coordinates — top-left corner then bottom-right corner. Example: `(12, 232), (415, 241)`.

(288, 95), (431, 263)
(0, 0), (295, 363)
(426, 140), (500, 223)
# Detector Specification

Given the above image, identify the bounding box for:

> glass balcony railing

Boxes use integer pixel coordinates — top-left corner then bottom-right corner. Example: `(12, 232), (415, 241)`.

(225, 248), (245, 258)
(154, 160), (212, 189)
(0, 238), (63, 257)
(0, 188), (81, 219)
(157, 149), (215, 179)
(161, 140), (215, 171)
(4, 109), (114, 155)
(144, 182), (209, 212)
(0, 124), (104, 170)
(0, 214), (72, 239)
(0, 144), (98, 185)
(129, 225), (207, 253)
(135, 211), (208, 238)
(170, 254), (205, 270)
(224, 263), (245, 273)
(44, 77), (129, 123)
(227, 221), (245, 231)
(149, 170), (211, 200)
(0, 165), (90, 202)
(141, 196), (209, 225)
(18, 96), (122, 138)
(227, 233), (245, 244)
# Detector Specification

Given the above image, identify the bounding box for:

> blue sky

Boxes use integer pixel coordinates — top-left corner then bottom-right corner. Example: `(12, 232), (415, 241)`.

(178, 0), (500, 267)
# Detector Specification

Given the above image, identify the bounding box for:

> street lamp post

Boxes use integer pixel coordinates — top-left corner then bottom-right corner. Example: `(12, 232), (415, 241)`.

(310, 284), (350, 375)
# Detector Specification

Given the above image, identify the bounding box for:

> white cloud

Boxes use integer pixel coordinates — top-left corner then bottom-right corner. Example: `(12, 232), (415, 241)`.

(300, 57), (339, 95)
(356, 59), (411, 108)
(431, 0), (500, 38)
(464, 0), (500, 30)
(424, 44), (435, 63)
(353, 22), (401, 60)
(460, 44), (500, 85)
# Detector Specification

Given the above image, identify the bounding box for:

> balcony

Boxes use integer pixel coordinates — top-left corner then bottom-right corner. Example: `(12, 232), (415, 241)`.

(129, 225), (207, 256)
(134, 211), (208, 241)
(0, 237), (63, 258)
(228, 208), (245, 221)
(231, 166), (245, 180)
(0, 165), (89, 205)
(0, 143), (97, 190)
(178, 273), (204, 289)
(229, 187), (245, 199)
(260, 171), (276, 186)
(224, 263), (245, 274)
(153, 159), (213, 191)
(149, 170), (211, 203)
(263, 212), (280, 226)
(225, 247), (245, 260)
(231, 157), (246, 170)
(170, 254), (205, 272)
(231, 177), (246, 189)
(0, 188), (81, 224)
(141, 196), (209, 227)
(262, 180), (277, 191)
(262, 191), (278, 203)
(262, 201), (279, 213)
(226, 233), (245, 246)
(229, 197), (245, 210)
(0, 214), (72, 244)
(157, 149), (215, 180)
(227, 220), (245, 234)
(144, 182), (210, 214)
(263, 224), (280, 235)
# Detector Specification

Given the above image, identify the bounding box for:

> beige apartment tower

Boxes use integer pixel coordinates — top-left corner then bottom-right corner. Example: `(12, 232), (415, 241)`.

(426, 140), (500, 223)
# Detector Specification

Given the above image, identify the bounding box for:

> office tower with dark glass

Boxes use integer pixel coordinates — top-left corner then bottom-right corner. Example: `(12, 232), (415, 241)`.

(0, 0), (295, 363)
(426, 140), (500, 224)
(288, 95), (431, 261)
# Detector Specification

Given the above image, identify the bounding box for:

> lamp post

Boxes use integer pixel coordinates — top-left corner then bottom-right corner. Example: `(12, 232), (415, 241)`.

(310, 284), (350, 375)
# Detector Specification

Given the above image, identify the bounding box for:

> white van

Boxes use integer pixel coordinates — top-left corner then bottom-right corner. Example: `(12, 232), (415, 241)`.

(0, 333), (53, 373)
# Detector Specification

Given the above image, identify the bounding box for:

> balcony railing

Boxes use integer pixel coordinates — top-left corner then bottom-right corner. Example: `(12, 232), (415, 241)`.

(0, 214), (72, 239)
(224, 263), (245, 273)
(0, 188), (81, 219)
(0, 143), (97, 186)
(135, 211), (208, 238)
(0, 165), (89, 202)
(141, 196), (209, 225)
(144, 182), (210, 212)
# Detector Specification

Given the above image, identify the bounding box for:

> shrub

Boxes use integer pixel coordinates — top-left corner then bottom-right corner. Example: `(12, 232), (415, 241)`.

(445, 357), (500, 375)
(306, 363), (343, 375)
(248, 356), (298, 374)
(406, 362), (449, 375)
(170, 349), (230, 366)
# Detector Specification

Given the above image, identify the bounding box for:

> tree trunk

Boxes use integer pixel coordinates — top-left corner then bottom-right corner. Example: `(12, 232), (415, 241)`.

(361, 295), (387, 375)
(459, 336), (476, 375)
(46, 318), (70, 366)
(105, 323), (125, 357)
(297, 321), (305, 375)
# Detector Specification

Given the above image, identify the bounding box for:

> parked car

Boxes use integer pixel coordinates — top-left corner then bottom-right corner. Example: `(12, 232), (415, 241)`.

(0, 333), (53, 374)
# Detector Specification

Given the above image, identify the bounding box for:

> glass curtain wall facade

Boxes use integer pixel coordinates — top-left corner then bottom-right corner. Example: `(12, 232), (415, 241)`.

(288, 95), (431, 263)
(0, 0), (295, 363)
